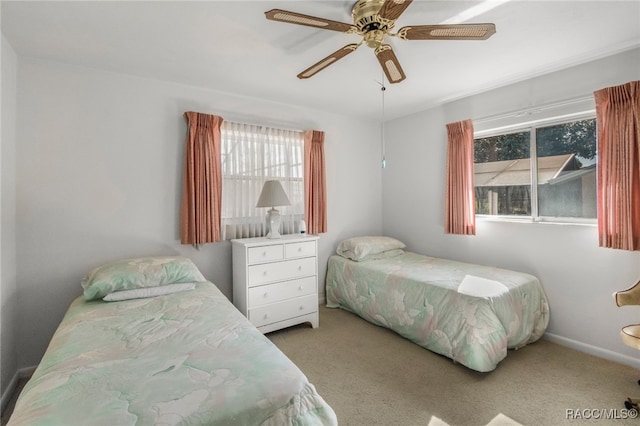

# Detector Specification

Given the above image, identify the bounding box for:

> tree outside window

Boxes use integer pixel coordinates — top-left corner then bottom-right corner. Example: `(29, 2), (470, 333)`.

(474, 118), (597, 220)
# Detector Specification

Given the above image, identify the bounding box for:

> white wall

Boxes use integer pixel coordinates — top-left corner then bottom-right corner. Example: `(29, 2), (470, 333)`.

(14, 57), (383, 368)
(7, 38), (638, 385)
(1, 34), (18, 397)
(383, 47), (640, 367)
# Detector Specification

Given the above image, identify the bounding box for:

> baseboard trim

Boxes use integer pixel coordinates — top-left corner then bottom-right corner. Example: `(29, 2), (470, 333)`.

(1, 366), (36, 415)
(1, 373), (19, 414)
(544, 332), (640, 370)
(318, 293), (326, 306)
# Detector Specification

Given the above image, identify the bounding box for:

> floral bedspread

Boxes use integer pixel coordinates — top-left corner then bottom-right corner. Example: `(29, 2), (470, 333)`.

(326, 252), (549, 372)
(9, 282), (337, 425)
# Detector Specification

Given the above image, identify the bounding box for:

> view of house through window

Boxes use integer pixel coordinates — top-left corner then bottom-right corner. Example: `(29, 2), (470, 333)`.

(474, 117), (597, 221)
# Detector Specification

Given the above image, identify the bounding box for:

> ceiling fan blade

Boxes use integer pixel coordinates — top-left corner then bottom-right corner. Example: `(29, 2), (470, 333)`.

(396, 23), (496, 40)
(297, 44), (361, 79)
(377, 0), (414, 21)
(265, 9), (357, 33)
(374, 44), (406, 84)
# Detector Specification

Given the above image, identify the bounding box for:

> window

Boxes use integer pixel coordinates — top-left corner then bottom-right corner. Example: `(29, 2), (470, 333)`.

(220, 122), (304, 239)
(474, 116), (597, 222)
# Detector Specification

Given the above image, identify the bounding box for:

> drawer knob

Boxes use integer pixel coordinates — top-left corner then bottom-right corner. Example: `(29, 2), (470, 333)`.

(298, 247), (302, 252)
(298, 286), (303, 291)
(298, 266), (302, 271)
(263, 271), (268, 276)
(299, 306), (304, 311)
(262, 251), (267, 256)
(264, 313), (269, 319)
(263, 292), (268, 298)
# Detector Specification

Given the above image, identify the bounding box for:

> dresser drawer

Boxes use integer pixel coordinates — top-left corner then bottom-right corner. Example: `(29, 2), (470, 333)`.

(248, 257), (316, 287)
(247, 244), (284, 265)
(248, 276), (316, 308)
(249, 294), (318, 328)
(285, 241), (316, 259)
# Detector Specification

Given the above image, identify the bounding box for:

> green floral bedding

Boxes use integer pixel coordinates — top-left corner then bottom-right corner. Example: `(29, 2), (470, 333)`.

(326, 252), (549, 372)
(8, 282), (337, 425)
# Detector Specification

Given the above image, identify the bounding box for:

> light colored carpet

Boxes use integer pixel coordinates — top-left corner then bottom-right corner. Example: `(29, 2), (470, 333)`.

(268, 306), (640, 426)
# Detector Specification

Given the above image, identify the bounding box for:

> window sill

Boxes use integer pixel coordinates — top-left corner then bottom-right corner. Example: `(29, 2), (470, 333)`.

(476, 215), (597, 227)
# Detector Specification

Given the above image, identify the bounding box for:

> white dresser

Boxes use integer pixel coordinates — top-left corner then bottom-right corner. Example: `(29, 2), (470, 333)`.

(231, 234), (319, 333)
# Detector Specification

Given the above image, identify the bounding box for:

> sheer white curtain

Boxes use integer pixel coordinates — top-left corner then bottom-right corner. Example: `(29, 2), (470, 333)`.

(221, 121), (304, 240)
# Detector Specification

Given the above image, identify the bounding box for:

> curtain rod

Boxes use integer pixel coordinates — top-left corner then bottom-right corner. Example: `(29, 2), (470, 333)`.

(473, 95), (594, 125)
(222, 115), (305, 134)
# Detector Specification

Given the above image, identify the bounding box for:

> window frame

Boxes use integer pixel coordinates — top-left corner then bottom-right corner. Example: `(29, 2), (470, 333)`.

(220, 122), (305, 239)
(473, 110), (597, 225)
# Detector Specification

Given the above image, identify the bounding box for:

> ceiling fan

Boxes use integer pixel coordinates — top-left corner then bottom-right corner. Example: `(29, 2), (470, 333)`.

(265, 0), (496, 84)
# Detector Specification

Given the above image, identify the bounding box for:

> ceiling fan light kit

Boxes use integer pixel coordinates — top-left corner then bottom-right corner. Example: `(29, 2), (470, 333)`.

(265, 0), (496, 84)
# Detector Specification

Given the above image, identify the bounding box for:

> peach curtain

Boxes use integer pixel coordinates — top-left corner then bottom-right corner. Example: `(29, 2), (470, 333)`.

(594, 81), (640, 251)
(445, 119), (476, 235)
(304, 130), (327, 234)
(180, 112), (223, 245)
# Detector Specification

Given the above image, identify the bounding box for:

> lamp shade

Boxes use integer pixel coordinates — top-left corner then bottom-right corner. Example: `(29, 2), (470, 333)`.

(256, 180), (291, 208)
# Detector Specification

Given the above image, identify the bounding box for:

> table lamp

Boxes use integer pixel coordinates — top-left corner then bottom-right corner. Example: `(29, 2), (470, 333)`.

(256, 180), (291, 238)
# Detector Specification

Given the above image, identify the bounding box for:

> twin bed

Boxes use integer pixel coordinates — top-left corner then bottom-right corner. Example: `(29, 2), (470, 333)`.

(9, 237), (549, 424)
(7, 256), (337, 425)
(326, 236), (550, 372)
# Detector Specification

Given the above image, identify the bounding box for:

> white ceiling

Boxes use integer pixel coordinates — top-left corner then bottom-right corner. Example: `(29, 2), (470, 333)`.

(2, 1), (639, 120)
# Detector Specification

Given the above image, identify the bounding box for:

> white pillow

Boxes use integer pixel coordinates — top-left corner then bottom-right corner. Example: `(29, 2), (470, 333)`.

(102, 282), (197, 302)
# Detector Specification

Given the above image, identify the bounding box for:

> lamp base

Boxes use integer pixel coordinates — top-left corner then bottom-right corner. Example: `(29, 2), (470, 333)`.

(266, 208), (282, 239)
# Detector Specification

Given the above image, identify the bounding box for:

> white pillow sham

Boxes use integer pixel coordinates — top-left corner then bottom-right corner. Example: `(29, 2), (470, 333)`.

(102, 282), (197, 302)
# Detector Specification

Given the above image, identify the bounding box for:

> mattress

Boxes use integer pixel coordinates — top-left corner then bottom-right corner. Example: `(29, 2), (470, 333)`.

(326, 252), (549, 372)
(8, 281), (337, 425)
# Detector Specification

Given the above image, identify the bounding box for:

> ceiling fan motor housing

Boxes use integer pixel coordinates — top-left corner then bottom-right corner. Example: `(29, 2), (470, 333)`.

(352, 0), (394, 35)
